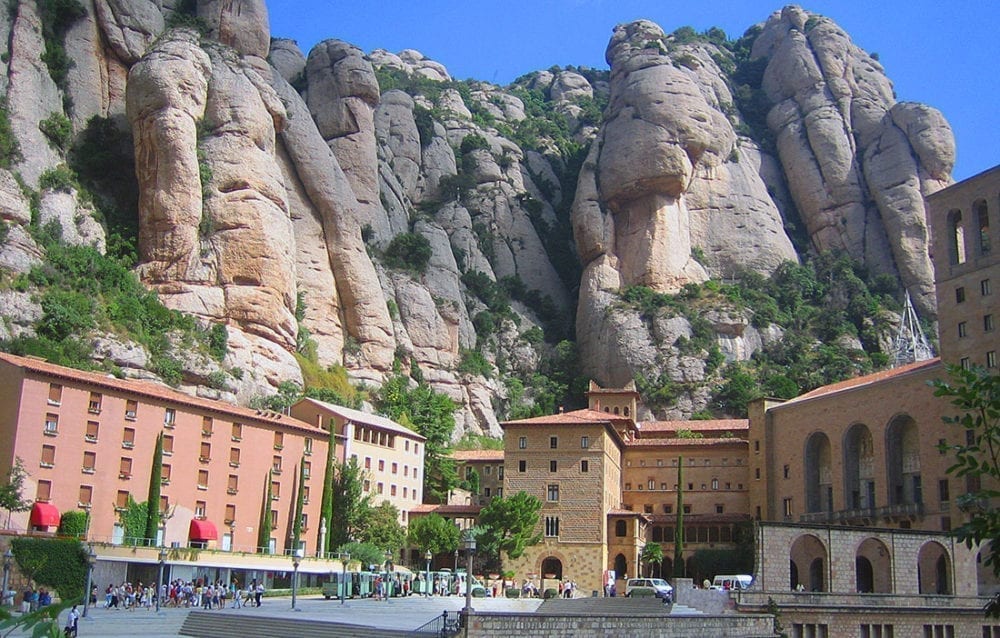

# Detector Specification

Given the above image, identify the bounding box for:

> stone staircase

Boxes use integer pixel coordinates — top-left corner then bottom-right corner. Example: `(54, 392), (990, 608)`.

(179, 611), (425, 637)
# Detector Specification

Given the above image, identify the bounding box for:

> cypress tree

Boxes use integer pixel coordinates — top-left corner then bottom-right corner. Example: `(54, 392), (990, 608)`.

(144, 432), (163, 545)
(257, 470), (273, 554)
(319, 424), (335, 554)
(673, 455), (685, 579)
(291, 456), (306, 552)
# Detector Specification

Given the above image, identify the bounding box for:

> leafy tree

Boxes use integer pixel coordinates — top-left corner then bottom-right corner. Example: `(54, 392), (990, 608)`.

(10, 537), (88, 600)
(335, 541), (384, 570)
(144, 432), (163, 544)
(356, 502), (406, 554)
(376, 376), (458, 502)
(330, 458), (371, 549)
(407, 512), (461, 555)
(933, 364), (1000, 616)
(640, 542), (664, 577)
(0, 457), (31, 528)
(257, 470), (273, 554)
(477, 491), (543, 572)
(383, 232), (432, 274)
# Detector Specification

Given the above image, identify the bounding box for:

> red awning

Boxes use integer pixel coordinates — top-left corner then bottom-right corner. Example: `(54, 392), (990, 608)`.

(188, 519), (218, 541)
(29, 502), (60, 528)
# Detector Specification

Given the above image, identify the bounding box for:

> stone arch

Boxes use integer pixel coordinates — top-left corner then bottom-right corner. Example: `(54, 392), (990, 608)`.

(790, 534), (828, 592)
(614, 553), (628, 580)
(949, 209), (966, 264)
(844, 423), (876, 510)
(885, 414), (921, 506)
(855, 537), (892, 593)
(541, 556), (563, 580)
(662, 556), (673, 577)
(804, 431), (833, 513)
(918, 541), (952, 595)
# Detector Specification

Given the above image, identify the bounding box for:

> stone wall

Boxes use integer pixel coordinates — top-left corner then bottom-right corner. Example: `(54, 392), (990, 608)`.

(468, 611), (775, 637)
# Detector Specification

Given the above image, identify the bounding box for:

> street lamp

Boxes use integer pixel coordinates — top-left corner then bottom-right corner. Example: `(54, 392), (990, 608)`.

(462, 530), (476, 618)
(291, 548), (304, 611)
(82, 545), (96, 618)
(424, 550), (432, 598)
(2, 548), (13, 609)
(156, 548), (167, 613)
(340, 552), (350, 605)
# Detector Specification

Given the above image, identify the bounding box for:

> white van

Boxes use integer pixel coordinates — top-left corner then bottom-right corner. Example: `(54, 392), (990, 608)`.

(711, 574), (753, 591)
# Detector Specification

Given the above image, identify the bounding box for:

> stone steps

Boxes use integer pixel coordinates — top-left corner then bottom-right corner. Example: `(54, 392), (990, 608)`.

(536, 596), (672, 616)
(179, 610), (426, 637)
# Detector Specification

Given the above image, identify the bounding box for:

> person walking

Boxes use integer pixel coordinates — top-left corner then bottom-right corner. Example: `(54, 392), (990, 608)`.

(63, 605), (79, 637)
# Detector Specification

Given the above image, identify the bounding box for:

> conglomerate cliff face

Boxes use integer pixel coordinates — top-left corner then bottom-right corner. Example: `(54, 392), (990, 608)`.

(0, 2), (955, 432)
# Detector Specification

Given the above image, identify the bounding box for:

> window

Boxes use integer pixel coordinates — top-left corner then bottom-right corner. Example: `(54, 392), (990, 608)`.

(125, 400), (138, 420)
(648, 479), (655, 490)
(711, 478), (719, 490)
(754, 440), (760, 452)
(550, 460), (557, 472)
(271, 481), (281, 499)
(300, 513), (308, 530)
(683, 504), (691, 514)
(988, 351), (998, 369)
(231, 422), (243, 441)
(939, 479), (950, 502)
(195, 501), (206, 518)
(44, 413), (58, 434)
(986, 314), (995, 332)
(229, 447), (240, 467)
(581, 460), (589, 473)
(202, 416), (213, 436)
(119, 457), (132, 478)
(161, 464), (171, 484)
(950, 210), (967, 264)
(303, 486), (310, 503)
(959, 321), (968, 338)
(82, 451), (96, 473)
(518, 436), (527, 449)
(224, 504), (236, 525)
(404, 440), (409, 451)
(228, 474), (239, 494)
(273, 431), (284, 449)
(88, 392), (102, 413)
(303, 461), (311, 479)
(377, 482), (384, 495)
(961, 357), (971, 370)
(547, 484), (559, 501)
(270, 510), (279, 528)
(115, 490), (129, 509)
(197, 470), (209, 489)
(40, 445), (55, 468)
(755, 468), (761, 479)
(518, 460), (526, 472)
(378, 459), (385, 472)
(414, 443), (419, 455)
(48, 383), (62, 405)
(625, 483), (631, 490)
(163, 434), (175, 455)
(483, 465), (491, 475)
(783, 498), (792, 517)
(304, 437), (313, 455)
(615, 520), (626, 537)
(498, 466), (504, 479)
(199, 442), (211, 462)
(78, 485), (92, 506)
(85, 421), (99, 442)
(122, 428), (135, 448)
(550, 436), (558, 449)
(716, 504), (725, 514)
(164, 408), (176, 427)
(956, 287), (966, 303)
(544, 516), (559, 537)
(581, 436), (589, 448)
(983, 279), (992, 296)
(663, 504), (673, 514)
(783, 465), (789, 479)
(390, 484), (397, 496)
(272, 455), (282, 473)
(363, 479), (370, 492)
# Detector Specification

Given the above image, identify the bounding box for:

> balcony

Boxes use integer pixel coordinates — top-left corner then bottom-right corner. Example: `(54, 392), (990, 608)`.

(800, 502), (924, 525)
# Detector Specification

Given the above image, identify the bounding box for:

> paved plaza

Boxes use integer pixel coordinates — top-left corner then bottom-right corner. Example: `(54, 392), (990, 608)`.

(6, 594), (544, 637)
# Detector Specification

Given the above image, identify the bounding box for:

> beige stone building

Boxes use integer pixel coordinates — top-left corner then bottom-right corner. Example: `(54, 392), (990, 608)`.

(450, 449), (505, 506)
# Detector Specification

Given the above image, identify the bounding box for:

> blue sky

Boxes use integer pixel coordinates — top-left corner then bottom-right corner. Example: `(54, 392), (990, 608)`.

(267, 1), (998, 181)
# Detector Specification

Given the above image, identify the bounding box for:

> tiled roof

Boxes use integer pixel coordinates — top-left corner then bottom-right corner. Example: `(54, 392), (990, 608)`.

(501, 408), (624, 427)
(780, 358), (942, 406)
(294, 397), (425, 440)
(637, 419), (748, 434)
(449, 449), (504, 461)
(0, 352), (320, 434)
(608, 509), (651, 522)
(625, 437), (748, 448)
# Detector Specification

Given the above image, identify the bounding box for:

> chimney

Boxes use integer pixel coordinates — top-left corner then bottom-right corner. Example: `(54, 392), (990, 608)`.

(558, 405), (564, 413)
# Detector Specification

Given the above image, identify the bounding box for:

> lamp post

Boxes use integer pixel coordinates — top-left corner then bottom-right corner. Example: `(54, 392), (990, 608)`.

(424, 550), (432, 598)
(454, 547), (459, 572)
(82, 545), (96, 618)
(2, 548), (13, 608)
(291, 548), (303, 611)
(156, 548), (167, 613)
(340, 552), (350, 605)
(462, 530), (476, 618)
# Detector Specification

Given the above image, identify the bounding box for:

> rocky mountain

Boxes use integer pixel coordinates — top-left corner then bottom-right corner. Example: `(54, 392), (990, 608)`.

(0, 2), (954, 435)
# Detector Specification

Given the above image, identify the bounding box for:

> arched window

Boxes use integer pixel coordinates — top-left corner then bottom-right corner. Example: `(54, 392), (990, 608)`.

(974, 200), (991, 255)
(613, 406), (620, 415)
(804, 432), (832, 513)
(624, 407), (630, 417)
(790, 534), (828, 592)
(615, 519), (627, 537)
(918, 541), (952, 595)
(949, 209), (966, 265)
(844, 424), (876, 510)
(886, 415), (921, 506)
(614, 553), (628, 579)
(541, 557), (563, 580)
(856, 537), (892, 593)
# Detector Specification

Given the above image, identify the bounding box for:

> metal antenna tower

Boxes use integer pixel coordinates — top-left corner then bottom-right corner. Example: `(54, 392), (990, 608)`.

(890, 292), (934, 366)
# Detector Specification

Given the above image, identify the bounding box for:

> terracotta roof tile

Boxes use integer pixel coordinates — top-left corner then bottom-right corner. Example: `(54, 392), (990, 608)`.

(782, 358), (942, 405)
(293, 397), (425, 440)
(0, 352), (321, 434)
(449, 449), (505, 461)
(637, 419), (748, 433)
(501, 408), (625, 427)
(625, 437), (748, 448)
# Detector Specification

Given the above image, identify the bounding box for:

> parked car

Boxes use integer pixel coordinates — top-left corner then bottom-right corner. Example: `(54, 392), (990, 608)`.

(711, 574), (753, 591)
(624, 578), (673, 601)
